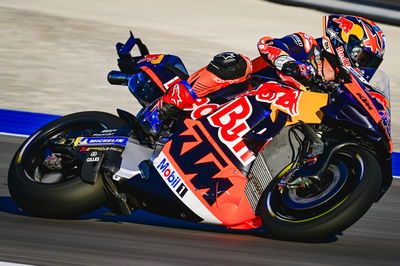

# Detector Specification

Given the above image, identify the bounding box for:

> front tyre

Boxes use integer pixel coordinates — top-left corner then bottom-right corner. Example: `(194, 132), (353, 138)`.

(260, 146), (382, 241)
(8, 111), (126, 218)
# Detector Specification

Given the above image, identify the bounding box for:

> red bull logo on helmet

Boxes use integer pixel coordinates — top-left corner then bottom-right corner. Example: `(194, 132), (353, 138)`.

(336, 46), (351, 67)
(333, 17), (354, 35)
(332, 16), (364, 43)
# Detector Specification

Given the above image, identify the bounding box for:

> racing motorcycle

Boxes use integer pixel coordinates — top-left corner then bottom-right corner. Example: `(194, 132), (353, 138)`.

(8, 32), (392, 241)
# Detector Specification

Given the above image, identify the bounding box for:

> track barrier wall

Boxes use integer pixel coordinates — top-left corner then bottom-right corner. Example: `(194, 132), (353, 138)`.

(267, 0), (400, 26)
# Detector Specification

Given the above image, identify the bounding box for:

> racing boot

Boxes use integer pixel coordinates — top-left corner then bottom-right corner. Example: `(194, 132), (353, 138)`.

(138, 80), (197, 142)
(139, 101), (181, 140)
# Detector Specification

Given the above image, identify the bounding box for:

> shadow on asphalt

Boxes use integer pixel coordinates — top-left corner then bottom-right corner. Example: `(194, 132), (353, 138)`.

(0, 196), (338, 243)
(0, 196), (259, 235)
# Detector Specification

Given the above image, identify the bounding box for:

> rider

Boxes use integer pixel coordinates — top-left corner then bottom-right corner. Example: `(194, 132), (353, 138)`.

(257, 14), (385, 90)
(139, 52), (253, 139)
(139, 14), (385, 140)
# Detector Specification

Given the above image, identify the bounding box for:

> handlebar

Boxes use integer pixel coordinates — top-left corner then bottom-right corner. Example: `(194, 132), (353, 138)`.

(107, 71), (132, 85)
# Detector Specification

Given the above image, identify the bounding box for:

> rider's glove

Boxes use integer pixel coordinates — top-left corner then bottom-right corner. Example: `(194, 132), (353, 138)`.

(281, 61), (317, 86)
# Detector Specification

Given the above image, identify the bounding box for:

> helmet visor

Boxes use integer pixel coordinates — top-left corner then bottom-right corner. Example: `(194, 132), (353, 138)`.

(355, 49), (383, 69)
(347, 35), (383, 69)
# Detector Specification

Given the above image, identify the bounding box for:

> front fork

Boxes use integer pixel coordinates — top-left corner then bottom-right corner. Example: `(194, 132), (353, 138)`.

(278, 140), (359, 193)
(277, 122), (325, 192)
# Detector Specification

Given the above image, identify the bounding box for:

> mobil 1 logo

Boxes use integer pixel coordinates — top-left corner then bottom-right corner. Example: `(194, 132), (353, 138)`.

(154, 155), (188, 198)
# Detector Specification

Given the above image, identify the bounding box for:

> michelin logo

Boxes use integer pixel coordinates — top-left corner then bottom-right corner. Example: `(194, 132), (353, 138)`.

(156, 157), (188, 198)
(76, 137), (128, 146)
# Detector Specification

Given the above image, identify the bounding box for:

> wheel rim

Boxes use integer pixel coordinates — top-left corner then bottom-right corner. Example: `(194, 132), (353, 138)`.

(266, 150), (365, 223)
(282, 160), (348, 210)
(20, 119), (109, 184)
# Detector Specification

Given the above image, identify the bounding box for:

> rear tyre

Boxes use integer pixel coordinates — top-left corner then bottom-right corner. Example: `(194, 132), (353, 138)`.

(260, 146), (382, 241)
(8, 111), (126, 218)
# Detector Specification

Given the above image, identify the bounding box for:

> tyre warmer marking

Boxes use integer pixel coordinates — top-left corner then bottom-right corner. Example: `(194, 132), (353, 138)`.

(153, 152), (222, 224)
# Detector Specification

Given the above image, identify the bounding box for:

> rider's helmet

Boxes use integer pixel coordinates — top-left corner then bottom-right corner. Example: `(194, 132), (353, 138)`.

(322, 14), (385, 81)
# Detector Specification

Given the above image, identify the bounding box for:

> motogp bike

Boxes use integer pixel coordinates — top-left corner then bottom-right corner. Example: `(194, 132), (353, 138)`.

(8, 32), (392, 241)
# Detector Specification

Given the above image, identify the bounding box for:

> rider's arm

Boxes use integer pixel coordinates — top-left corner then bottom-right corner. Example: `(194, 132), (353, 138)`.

(258, 33), (318, 86)
(257, 32), (317, 70)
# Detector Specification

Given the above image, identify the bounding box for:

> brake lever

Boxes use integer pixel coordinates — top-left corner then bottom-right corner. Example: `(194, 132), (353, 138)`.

(309, 75), (337, 93)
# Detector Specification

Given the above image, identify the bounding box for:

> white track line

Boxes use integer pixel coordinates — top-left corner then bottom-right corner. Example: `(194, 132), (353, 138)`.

(0, 262), (33, 266)
(0, 132), (29, 138)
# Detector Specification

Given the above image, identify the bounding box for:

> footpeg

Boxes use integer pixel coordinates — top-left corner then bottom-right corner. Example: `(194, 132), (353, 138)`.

(103, 173), (133, 216)
(115, 192), (132, 216)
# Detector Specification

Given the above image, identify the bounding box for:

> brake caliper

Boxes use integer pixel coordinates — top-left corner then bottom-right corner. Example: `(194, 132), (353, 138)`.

(43, 153), (63, 170)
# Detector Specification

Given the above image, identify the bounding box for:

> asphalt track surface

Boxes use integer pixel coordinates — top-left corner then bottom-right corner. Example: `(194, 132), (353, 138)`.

(1, 1), (400, 265)
(1, 135), (400, 266)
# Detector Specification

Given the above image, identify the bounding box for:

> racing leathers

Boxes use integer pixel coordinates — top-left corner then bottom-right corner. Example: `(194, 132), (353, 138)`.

(257, 32), (324, 90)
(139, 52), (252, 140)
(256, 32), (346, 92)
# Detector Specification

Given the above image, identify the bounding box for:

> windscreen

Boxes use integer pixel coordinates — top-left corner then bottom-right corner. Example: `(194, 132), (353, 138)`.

(369, 69), (390, 101)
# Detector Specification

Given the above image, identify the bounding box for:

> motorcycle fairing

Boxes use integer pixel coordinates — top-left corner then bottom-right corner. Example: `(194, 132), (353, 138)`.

(152, 84), (329, 227)
(369, 91), (390, 133)
(186, 82), (328, 157)
(322, 71), (392, 150)
(156, 119), (258, 226)
(153, 150), (223, 224)
(243, 81), (328, 126)
(344, 75), (382, 123)
(346, 67), (391, 139)
(122, 161), (205, 223)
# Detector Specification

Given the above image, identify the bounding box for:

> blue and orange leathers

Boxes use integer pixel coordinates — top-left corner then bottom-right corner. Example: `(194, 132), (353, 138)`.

(257, 32), (323, 90)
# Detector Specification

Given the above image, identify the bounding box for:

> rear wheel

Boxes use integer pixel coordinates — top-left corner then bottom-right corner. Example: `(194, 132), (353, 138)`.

(8, 111), (126, 218)
(260, 146), (382, 241)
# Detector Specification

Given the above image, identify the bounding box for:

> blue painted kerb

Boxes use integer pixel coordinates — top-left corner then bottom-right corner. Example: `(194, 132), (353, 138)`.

(0, 109), (60, 136)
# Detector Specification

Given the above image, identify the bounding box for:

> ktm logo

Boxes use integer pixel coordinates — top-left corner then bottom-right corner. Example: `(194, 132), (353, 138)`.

(356, 92), (373, 110)
(169, 122), (233, 206)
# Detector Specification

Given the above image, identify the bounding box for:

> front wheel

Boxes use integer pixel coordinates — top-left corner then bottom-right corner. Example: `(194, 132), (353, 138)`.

(8, 111), (126, 218)
(260, 146), (382, 241)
